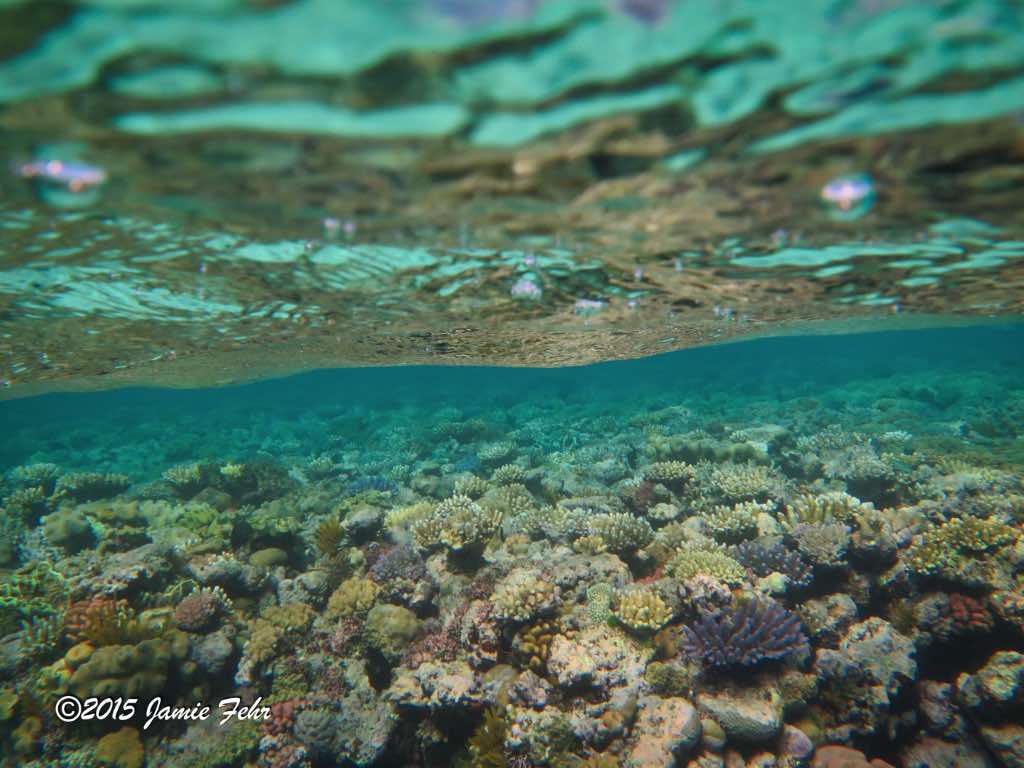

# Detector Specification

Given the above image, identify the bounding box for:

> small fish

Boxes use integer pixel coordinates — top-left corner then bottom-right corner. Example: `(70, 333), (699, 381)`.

(617, 0), (673, 25)
(15, 159), (108, 192)
(820, 172), (875, 218)
(511, 278), (542, 299)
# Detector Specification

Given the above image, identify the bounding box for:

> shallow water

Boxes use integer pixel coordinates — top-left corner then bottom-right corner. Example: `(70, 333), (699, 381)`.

(2, 1), (1024, 768)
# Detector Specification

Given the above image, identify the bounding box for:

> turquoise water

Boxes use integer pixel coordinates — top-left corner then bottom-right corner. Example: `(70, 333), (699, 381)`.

(3, 1), (1024, 767)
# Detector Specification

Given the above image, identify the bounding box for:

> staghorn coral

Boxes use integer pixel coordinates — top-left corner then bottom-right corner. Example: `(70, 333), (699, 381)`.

(681, 599), (807, 670)
(493, 570), (560, 622)
(478, 440), (516, 465)
(9, 463), (61, 493)
(586, 512), (653, 554)
(612, 585), (673, 633)
(411, 494), (502, 553)
(667, 547), (746, 586)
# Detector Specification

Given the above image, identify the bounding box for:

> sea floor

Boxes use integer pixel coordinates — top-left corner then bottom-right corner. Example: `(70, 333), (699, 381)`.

(0, 326), (1023, 767)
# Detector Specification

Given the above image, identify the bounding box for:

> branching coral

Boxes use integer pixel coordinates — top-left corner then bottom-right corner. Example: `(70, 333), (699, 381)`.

(586, 513), (653, 554)
(53, 472), (131, 503)
(314, 518), (345, 559)
(681, 599), (807, 669)
(778, 491), (872, 531)
(612, 586), (673, 633)
(411, 494), (502, 553)
(493, 570), (560, 622)
(667, 547), (746, 586)
(644, 461), (695, 487)
(704, 501), (768, 544)
(491, 464), (527, 486)
(711, 462), (784, 502)
(791, 523), (851, 568)
(905, 516), (1018, 580)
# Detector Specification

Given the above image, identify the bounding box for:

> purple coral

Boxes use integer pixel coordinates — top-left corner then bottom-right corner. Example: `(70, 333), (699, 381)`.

(369, 544), (428, 584)
(681, 599), (807, 669)
(174, 590), (225, 633)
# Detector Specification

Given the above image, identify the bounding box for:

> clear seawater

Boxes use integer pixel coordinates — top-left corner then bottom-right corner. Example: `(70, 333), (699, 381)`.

(1, 1), (1024, 767)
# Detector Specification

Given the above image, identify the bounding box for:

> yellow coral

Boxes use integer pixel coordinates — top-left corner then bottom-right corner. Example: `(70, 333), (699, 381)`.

(612, 586), (673, 633)
(96, 727), (144, 768)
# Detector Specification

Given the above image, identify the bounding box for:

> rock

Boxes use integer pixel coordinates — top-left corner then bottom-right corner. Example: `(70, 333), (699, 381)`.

(839, 618), (915, 696)
(249, 547), (288, 569)
(547, 625), (651, 695)
(190, 627), (236, 675)
(957, 650), (1024, 710)
(779, 724), (814, 766)
(343, 504), (383, 542)
(623, 695), (701, 768)
(698, 685), (783, 743)
(978, 723), (1024, 768)
(917, 681), (955, 734)
(386, 661), (485, 710)
(747, 752), (778, 768)
(812, 746), (893, 768)
(902, 735), (994, 768)
(798, 594), (857, 646)
(510, 669), (552, 709)
(701, 717), (726, 752)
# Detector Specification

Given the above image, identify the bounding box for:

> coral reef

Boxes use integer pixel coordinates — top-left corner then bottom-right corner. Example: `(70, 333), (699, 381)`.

(681, 599), (808, 670)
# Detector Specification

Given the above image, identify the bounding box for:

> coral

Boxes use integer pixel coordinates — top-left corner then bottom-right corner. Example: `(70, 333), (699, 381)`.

(492, 463), (527, 485)
(612, 585), (673, 633)
(493, 570), (560, 622)
(95, 726), (144, 768)
(54, 472), (131, 503)
(456, 708), (508, 768)
(644, 460), (696, 486)
(313, 518), (345, 558)
(163, 462), (217, 498)
(262, 602), (316, 632)
(42, 507), (97, 553)
(779, 491), (872, 530)
(68, 599), (162, 647)
(584, 583), (614, 627)
(711, 462), (784, 502)
(454, 474), (489, 498)
(68, 631), (190, 699)
(731, 540), (813, 589)
(369, 544), (430, 604)
(173, 588), (230, 633)
(513, 619), (563, 674)
(478, 440), (515, 464)
(411, 494), (502, 553)
(326, 577), (379, 619)
(9, 462), (62, 493)
(791, 523), (850, 568)
(586, 512), (654, 554)
(704, 501), (767, 544)
(905, 516), (1018, 580)
(644, 660), (692, 696)
(20, 612), (64, 659)
(364, 603), (421, 663)
(667, 547), (746, 586)
(680, 599), (807, 669)
(345, 475), (398, 496)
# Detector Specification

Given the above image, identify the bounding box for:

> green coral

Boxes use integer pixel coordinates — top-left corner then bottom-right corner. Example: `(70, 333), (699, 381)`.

(68, 631), (190, 699)
(364, 603), (420, 663)
(644, 661), (692, 697)
(711, 462), (783, 502)
(453, 475), (489, 499)
(43, 507), (97, 553)
(53, 472), (131, 503)
(262, 602), (316, 632)
(667, 547), (746, 586)
(326, 577), (379, 619)
(612, 586), (673, 633)
(455, 708), (508, 768)
(584, 583), (614, 627)
(0, 562), (68, 635)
